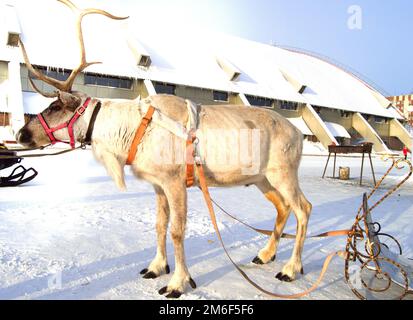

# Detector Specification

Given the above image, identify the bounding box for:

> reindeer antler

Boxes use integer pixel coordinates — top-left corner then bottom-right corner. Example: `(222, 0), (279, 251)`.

(19, 0), (129, 97)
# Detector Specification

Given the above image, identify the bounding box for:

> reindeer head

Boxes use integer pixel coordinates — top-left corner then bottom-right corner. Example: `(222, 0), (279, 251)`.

(17, 91), (89, 147)
(16, 0), (128, 147)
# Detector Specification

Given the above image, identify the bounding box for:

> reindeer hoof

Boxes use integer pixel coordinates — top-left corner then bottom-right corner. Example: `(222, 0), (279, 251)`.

(189, 278), (197, 289)
(271, 255), (276, 262)
(158, 286), (183, 299)
(276, 272), (293, 282)
(252, 256), (264, 265)
(166, 290), (182, 299)
(141, 265), (170, 278)
(158, 286), (168, 295)
(300, 267), (304, 275)
(143, 271), (158, 279)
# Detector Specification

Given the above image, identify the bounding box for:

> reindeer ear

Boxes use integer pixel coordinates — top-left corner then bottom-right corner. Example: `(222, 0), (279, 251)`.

(58, 92), (81, 111)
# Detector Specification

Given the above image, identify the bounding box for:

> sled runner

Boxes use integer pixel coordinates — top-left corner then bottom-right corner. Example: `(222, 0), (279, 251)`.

(0, 145), (38, 187)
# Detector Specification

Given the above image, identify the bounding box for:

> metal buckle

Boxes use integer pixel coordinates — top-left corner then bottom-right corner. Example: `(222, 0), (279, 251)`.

(76, 106), (86, 116)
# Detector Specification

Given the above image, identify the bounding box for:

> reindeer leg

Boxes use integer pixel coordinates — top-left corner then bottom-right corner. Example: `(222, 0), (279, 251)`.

(141, 185), (171, 279)
(158, 181), (196, 299)
(253, 180), (291, 265)
(266, 172), (312, 282)
(93, 147), (126, 191)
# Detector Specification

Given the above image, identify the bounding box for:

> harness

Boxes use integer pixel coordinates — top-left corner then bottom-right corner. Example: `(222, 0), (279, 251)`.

(37, 97), (101, 148)
(126, 100), (199, 187)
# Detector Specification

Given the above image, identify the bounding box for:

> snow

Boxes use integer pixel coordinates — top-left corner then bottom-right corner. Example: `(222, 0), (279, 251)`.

(302, 141), (327, 155)
(324, 122), (351, 139)
(0, 149), (412, 300)
(287, 117), (313, 136)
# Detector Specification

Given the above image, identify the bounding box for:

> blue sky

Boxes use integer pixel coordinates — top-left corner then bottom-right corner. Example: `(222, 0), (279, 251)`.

(116, 0), (412, 96)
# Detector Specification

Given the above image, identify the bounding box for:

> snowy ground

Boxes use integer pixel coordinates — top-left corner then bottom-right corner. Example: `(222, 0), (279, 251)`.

(0, 149), (412, 300)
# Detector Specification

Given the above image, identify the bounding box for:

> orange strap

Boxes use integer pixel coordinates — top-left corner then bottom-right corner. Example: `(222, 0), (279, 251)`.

(186, 132), (196, 188)
(196, 160), (346, 299)
(126, 106), (156, 166)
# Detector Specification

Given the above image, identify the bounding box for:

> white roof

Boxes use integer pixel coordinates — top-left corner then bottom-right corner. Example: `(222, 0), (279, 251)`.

(324, 122), (351, 139)
(287, 117), (313, 136)
(0, 0), (397, 119)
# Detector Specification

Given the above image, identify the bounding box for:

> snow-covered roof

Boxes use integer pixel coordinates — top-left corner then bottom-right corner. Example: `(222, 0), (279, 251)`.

(324, 122), (351, 139)
(386, 106), (405, 120)
(287, 117), (313, 136)
(0, 0), (397, 119)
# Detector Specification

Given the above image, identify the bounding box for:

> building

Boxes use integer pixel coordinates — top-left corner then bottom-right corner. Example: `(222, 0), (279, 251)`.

(387, 94), (413, 129)
(0, 0), (412, 152)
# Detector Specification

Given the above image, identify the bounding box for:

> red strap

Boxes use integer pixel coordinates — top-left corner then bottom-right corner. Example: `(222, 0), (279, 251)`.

(37, 97), (92, 149)
(37, 113), (58, 144)
(67, 98), (91, 148)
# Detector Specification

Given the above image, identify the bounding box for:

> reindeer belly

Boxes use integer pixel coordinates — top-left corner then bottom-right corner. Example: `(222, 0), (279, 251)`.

(196, 111), (272, 187)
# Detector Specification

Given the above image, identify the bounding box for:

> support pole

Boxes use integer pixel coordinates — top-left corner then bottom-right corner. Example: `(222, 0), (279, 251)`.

(333, 153), (337, 179)
(368, 153), (377, 186)
(322, 153), (331, 178)
(360, 152), (365, 186)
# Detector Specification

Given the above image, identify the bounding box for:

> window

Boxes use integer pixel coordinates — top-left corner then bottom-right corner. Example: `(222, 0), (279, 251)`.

(154, 82), (176, 95)
(84, 73), (133, 89)
(374, 116), (385, 124)
(312, 105), (322, 114)
(30, 66), (71, 81)
(362, 114), (370, 121)
(279, 100), (299, 111)
(340, 111), (351, 118)
(7, 33), (19, 47)
(213, 91), (229, 102)
(246, 95), (274, 107)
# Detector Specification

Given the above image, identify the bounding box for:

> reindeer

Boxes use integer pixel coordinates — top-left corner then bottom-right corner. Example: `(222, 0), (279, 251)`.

(16, 0), (312, 299)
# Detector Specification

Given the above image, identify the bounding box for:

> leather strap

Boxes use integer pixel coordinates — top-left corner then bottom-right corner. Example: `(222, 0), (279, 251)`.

(82, 101), (101, 146)
(186, 130), (196, 188)
(210, 199), (353, 239)
(126, 106), (155, 165)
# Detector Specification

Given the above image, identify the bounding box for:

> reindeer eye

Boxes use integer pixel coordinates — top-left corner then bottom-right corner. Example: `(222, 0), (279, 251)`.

(50, 104), (63, 112)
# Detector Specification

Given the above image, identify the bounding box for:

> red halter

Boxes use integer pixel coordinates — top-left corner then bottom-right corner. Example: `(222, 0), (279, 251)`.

(37, 97), (92, 149)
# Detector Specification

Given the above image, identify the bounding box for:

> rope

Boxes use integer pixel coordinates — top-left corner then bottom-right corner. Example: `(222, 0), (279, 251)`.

(0, 144), (85, 160)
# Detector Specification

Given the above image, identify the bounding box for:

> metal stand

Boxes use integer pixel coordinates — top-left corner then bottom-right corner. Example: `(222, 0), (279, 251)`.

(322, 143), (376, 186)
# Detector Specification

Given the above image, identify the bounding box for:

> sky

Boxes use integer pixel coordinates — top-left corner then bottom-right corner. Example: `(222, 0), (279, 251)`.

(8, 0), (411, 97)
(108, 0), (411, 97)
